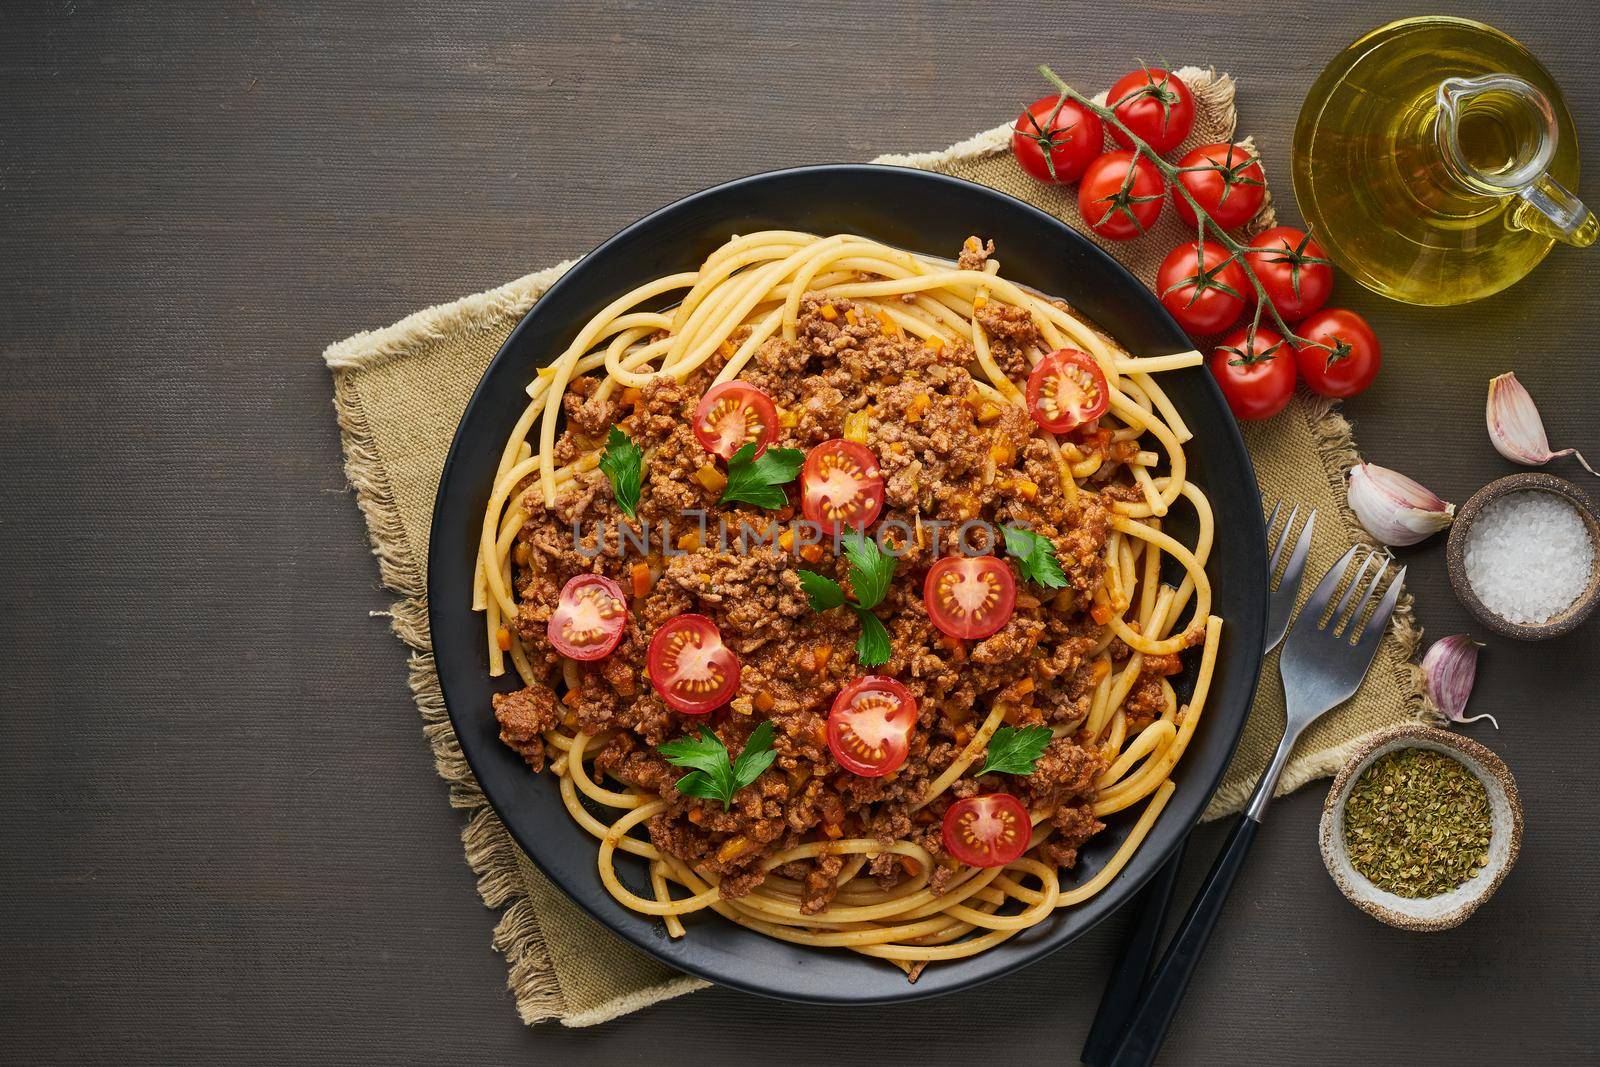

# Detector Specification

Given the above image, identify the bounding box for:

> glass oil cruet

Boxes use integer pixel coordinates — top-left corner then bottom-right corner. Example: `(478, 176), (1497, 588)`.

(1292, 16), (1596, 306)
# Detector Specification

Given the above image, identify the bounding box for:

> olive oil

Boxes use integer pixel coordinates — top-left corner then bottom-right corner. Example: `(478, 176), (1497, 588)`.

(1293, 17), (1592, 306)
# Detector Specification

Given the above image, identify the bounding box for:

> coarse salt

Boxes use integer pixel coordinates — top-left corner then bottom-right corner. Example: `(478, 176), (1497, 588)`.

(1464, 491), (1594, 624)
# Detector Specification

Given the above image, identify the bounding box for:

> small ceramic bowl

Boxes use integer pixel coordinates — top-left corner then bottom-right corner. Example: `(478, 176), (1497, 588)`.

(1445, 471), (1600, 640)
(1319, 724), (1521, 931)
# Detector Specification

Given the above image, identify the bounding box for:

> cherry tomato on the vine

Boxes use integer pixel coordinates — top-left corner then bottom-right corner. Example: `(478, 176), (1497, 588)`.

(1171, 142), (1267, 229)
(1011, 94), (1106, 184)
(1209, 325), (1295, 421)
(1107, 67), (1195, 154)
(1078, 151), (1165, 241)
(1246, 227), (1334, 323)
(1157, 240), (1250, 336)
(1292, 308), (1382, 398)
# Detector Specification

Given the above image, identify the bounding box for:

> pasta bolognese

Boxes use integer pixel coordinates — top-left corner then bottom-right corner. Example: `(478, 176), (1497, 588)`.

(472, 230), (1218, 976)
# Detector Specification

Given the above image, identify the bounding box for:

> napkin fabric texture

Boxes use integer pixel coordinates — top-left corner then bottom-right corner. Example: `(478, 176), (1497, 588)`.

(324, 67), (1426, 1027)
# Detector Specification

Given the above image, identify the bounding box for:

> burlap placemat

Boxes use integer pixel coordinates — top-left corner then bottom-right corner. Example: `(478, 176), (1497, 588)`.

(325, 67), (1427, 1027)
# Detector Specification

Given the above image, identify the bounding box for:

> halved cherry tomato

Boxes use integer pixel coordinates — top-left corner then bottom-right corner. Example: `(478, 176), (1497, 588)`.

(1025, 348), (1110, 434)
(942, 793), (1031, 868)
(692, 381), (778, 461)
(1011, 93), (1106, 184)
(801, 439), (884, 533)
(1246, 227), (1333, 323)
(1107, 67), (1195, 154)
(1157, 240), (1250, 336)
(1078, 151), (1165, 241)
(924, 556), (1017, 640)
(647, 614), (740, 715)
(1209, 326), (1295, 421)
(1171, 142), (1267, 229)
(1292, 308), (1381, 398)
(827, 676), (917, 778)
(547, 574), (629, 661)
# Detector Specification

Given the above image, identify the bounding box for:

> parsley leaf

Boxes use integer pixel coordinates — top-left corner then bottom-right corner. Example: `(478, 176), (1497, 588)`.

(1002, 525), (1069, 589)
(599, 427), (643, 519)
(720, 443), (805, 509)
(842, 530), (896, 609)
(658, 721), (777, 810)
(853, 607), (891, 667)
(796, 569), (847, 612)
(977, 725), (1055, 777)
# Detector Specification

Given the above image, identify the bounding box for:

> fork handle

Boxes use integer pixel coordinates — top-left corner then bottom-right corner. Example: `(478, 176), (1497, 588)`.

(1107, 815), (1261, 1067)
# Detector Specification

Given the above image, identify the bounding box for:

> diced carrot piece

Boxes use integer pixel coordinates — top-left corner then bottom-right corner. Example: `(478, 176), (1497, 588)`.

(1015, 677), (1035, 696)
(495, 626), (512, 652)
(620, 387), (642, 408)
(876, 312), (901, 336)
(1012, 478), (1039, 500)
(799, 543), (824, 564)
(630, 562), (653, 598)
(778, 408), (799, 428)
(819, 303), (839, 321)
(754, 690), (775, 714)
(694, 463), (727, 494)
(1091, 602), (1114, 625)
(989, 441), (1015, 466)
(778, 529), (795, 552)
(976, 402), (1002, 425)
(844, 309), (859, 326)
(811, 645), (832, 674)
(906, 394), (931, 423)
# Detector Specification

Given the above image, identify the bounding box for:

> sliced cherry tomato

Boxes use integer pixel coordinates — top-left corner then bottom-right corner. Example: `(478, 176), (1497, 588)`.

(942, 793), (1031, 868)
(1171, 142), (1266, 229)
(1011, 93), (1106, 184)
(1292, 308), (1382, 398)
(801, 439), (884, 533)
(1157, 240), (1249, 336)
(647, 614), (740, 715)
(1246, 227), (1333, 323)
(1025, 348), (1111, 434)
(924, 556), (1017, 640)
(547, 574), (629, 661)
(692, 381), (778, 461)
(1078, 151), (1166, 241)
(1209, 326), (1295, 421)
(827, 676), (917, 778)
(1107, 67), (1195, 154)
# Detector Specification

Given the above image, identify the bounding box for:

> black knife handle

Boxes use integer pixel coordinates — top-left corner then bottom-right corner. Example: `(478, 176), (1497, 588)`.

(1108, 815), (1262, 1067)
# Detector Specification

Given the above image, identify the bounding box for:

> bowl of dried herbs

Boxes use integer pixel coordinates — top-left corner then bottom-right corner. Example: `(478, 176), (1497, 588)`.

(1320, 724), (1522, 930)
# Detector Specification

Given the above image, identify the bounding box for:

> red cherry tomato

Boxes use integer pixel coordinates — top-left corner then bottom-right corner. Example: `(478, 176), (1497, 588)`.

(1292, 308), (1382, 398)
(1157, 240), (1250, 336)
(1107, 67), (1195, 154)
(923, 556), (1017, 640)
(827, 676), (918, 778)
(1209, 326), (1295, 421)
(647, 614), (740, 715)
(693, 381), (778, 461)
(1171, 142), (1266, 229)
(801, 439), (884, 533)
(1078, 151), (1166, 240)
(1011, 93), (1106, 184)
(1246, 227), (1333, 323)
(547, 574), (628, 661)
(942, 793), (1032, 868)
(1025, 348), (1111, 434)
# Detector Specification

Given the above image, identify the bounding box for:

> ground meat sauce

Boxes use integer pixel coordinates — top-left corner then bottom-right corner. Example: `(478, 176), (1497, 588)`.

(494, 292), (1187, 910)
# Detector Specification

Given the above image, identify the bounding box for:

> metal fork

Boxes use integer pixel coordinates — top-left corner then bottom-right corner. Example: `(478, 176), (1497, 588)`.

(1082, 500), (1316, 1066)
(1108, 545), (1406, 1067)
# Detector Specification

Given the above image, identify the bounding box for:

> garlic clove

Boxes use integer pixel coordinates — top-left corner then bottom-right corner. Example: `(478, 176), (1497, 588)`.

(1421, 634), (1496, 728)
(1487, 372), (1599, 476)
(1347, 463), (1455, 546)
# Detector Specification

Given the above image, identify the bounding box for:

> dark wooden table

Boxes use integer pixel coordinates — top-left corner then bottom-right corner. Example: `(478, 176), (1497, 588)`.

(4, 2), (1597, 1063)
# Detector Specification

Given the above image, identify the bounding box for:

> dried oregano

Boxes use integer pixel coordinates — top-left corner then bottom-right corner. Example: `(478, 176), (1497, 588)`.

(1342, 748), (1492, 898)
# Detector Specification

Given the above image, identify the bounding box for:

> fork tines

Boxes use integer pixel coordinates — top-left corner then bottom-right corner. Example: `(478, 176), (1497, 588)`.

(1302, 544), (1406, 646)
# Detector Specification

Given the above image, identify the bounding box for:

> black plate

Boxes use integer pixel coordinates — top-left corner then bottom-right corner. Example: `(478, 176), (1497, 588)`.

(427, 165), (1267, 1005)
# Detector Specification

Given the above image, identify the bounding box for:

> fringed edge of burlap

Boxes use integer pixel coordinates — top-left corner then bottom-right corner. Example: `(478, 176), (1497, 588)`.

(329, 346), (571, 1024)
(1203, 396), (1431, 816)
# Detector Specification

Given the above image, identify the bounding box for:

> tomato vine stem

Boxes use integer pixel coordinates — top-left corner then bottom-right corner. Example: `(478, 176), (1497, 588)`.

(1037, 64), (1314, 349)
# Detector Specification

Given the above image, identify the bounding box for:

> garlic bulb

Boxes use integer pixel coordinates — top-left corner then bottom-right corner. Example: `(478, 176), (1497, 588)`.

(1421, 634), (1496, 728)
(1486, 372), (1598, 475)
(1347, 463), (1455, 546)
